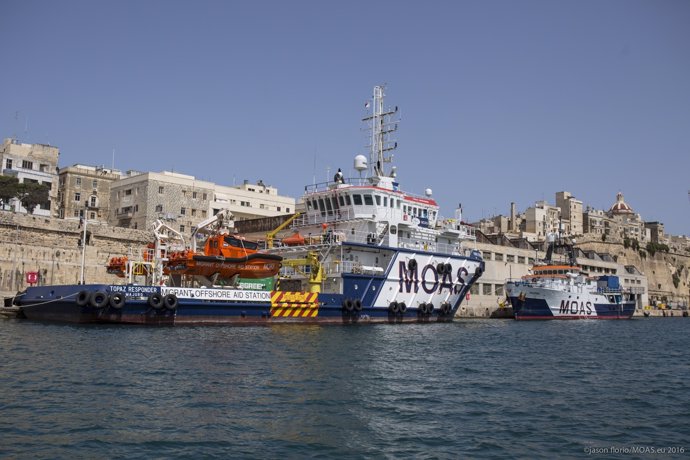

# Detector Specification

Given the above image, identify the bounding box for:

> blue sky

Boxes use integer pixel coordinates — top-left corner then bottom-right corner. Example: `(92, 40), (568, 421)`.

(2, 0), (689, 235)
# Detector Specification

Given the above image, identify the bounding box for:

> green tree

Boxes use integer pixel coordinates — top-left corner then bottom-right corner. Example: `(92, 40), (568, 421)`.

(18, 182), (49, 214)
(0, 176), (20, 210)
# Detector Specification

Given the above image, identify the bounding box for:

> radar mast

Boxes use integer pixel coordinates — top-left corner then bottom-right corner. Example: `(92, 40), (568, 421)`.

(362, 85), (399, 179)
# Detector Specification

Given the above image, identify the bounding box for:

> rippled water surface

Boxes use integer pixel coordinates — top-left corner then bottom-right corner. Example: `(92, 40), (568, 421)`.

(1, 318), (688, 459)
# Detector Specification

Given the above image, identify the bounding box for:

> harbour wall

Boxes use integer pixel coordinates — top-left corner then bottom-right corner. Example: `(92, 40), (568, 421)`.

(0, 211), (150, 296)
(1, 212), (688, 316)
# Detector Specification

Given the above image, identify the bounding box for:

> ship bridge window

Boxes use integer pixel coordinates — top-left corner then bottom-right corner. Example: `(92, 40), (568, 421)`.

(338, 195), (345, 206)
(344, 194), (351, 206)
(363, 195), (373, 206)
(353, 194), (363, 206)
(375, 195), (381, 206)
(383, 196), (388, 207)
(318, 198), (326, 216)
(325, 196), (333, 215)
(224, 236), (258, 251)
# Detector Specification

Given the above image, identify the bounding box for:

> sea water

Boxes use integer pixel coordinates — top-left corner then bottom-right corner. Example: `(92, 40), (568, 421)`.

(1, 319), (688, 459)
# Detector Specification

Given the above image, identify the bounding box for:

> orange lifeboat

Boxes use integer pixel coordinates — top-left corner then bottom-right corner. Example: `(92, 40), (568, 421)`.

(282, 231), (305, 246)
(106, 256), (128, 277)
(164, 234), (282, 280)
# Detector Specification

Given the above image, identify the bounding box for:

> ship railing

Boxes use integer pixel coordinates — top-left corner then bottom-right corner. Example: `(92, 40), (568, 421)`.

(303, 177), (440, 202)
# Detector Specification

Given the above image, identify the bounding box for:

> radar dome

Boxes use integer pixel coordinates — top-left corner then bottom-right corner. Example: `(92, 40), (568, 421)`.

(425, 188), (433, 197)
(354, 155), (368, 172)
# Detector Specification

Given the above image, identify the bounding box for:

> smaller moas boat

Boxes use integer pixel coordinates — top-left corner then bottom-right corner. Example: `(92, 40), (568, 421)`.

(505, 238), (635, 320)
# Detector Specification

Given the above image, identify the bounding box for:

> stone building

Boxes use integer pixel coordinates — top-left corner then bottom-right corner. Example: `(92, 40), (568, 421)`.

(0, 138), (59, 216)
(555, 191), (583, 236)
(109, 171), (215, 234)
(213, 180), (295, 221)
(109, 171), (296, 237)
(524, 200), (561, 239)
(57, 164), (121, 223)
(606, 192), (648, 242)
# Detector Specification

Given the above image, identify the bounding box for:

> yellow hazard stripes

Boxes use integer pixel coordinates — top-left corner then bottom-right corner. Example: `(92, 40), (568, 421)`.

(270, 291), (320, 318)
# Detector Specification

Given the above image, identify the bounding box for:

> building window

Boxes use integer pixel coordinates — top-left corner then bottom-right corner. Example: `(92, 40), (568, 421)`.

(22, 160), (33, 170)
(179, 225), (185, 233)
(202, 210), (207, 218)
(193, 191), (197, 199)
(277, 207), (281, 212)
(5, 159), (12, 169)
(495, 284), (505, 296)
(495, 253), (503, 262)
(89, 211), (96, 219)
(74, 192), (81, 202)
(73, 210), (80, 218)
(286, 208), (290, 213)
(507, 254), (515, 263)
(92, 179), (98, 189)
(191, 209), (197, 217)
(125, 189), (132, 196)
(158, 186), (164, 194)
(518, 256), (526, 264)
(155, 204), (163, 212)
(203, 193), (207, 200)
(482, 284), (492, 296)
(89, 196), (97, 207)
(76, 177), (82, 187)
(180, 207), (186, 215)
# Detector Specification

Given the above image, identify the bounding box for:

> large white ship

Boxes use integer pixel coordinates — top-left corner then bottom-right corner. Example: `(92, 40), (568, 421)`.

(265, 85), (485, 322)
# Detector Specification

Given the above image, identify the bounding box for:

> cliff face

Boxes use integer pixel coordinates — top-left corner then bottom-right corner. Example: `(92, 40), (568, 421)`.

(577, 239), (690, 306)
(0, 212), (150, 295)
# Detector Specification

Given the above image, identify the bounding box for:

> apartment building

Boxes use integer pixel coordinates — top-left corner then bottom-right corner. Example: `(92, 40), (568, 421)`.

(109, 172), (296, 236)
(57, 164), (121, 222)
(0, 138), (59, 216)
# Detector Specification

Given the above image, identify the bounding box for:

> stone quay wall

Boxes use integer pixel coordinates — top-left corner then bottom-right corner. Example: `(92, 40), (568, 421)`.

(0, 211), (150, 296)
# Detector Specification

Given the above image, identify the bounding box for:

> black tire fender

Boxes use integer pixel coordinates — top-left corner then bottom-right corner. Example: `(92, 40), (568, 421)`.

(76, 290), (90, 307)
(109, 292), (126, 309)
(148, 293), (164, 309)
(164, 294), (178, 310)
(89, 290), (109, 309)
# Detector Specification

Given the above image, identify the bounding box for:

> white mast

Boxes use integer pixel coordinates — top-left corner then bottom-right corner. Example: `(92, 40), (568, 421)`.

(362, 85), (399, 179)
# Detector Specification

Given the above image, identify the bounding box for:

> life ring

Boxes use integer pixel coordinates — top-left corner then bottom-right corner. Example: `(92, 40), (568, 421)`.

(342, 298), (354, 312)
(354, 299), (363, 311)
(148, 293), (164, 309)
(399, 302), (407, 313)
(389, 301), (400, 314)
(408, 259), (418, 271)
(163, 294), (178, 310)
(109, 292), (126, 309)
(89, 290), (109, 309)
(76, 290), (90, 307)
